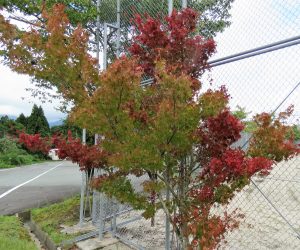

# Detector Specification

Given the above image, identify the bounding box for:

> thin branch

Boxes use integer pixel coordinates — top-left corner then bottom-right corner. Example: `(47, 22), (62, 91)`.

(190, 162), (202, 175)
(102, 110), (121, 141)
(117, 85), (124, 110)
(9, 15), (44, 29)
(157, 192), (181, 238)
(156, 173), (180, 202)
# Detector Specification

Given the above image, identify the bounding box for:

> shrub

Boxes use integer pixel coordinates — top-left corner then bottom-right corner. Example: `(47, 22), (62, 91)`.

(0, 137), (46, 168)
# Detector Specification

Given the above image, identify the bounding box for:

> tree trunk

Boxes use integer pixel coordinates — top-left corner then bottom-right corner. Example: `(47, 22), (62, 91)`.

(151, 190), (155, 227)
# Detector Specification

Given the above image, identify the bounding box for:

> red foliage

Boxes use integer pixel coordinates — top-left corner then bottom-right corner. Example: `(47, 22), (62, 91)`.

(200, 149), (273, 185)
(185, 147), (273, 248)
(19, 130), (107, 171)
(197, 109), (245, 157)
(249, 107), (300, 161)
(187, 209), (240, 250)
(19, 132), (50, 155)
(52, 131), (107, 171)
(129, 8), (216, 91)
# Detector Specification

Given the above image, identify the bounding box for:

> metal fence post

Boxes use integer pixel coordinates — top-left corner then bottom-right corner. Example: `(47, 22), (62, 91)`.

(165, 3), (173, 249)
(79, 171), (85, 227)
(182, 0), (187, 9)
(98, 191), (105, 240)
(95, 0), (106, 241)
(92, 0), (101, 225)
(79, 128), (87, 227)
(82, 128), (86, 145)
(116, 0), (121, 58)
(112, 199), (117, 236)
(165, 170), (171, 250)
(103, 23), (108, 70)
(92, 132), (99, 225)
(168, 0), (173, 16)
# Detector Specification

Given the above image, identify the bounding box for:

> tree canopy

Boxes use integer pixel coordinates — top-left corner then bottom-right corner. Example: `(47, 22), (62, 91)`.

(16, 113), (27, 128)
(0, 0), (234, 103)
(0, 0), (234, 38)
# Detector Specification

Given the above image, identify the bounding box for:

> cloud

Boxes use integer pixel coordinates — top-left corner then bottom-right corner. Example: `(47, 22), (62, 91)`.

(0, 65), (65, 121)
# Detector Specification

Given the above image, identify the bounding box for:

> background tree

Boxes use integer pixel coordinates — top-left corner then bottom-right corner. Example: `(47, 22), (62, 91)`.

(15, 113), (27, 129)
(0, 115), (24, 137)
(232, 105), (249, 121)
(292, 125), (300, 141)
(51, 118), (94, 145)
(232, 106), (257, 133)
(27, 104), (50, 136)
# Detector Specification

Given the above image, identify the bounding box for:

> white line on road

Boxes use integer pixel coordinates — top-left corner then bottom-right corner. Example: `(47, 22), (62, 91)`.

(0, 162), (63, 199)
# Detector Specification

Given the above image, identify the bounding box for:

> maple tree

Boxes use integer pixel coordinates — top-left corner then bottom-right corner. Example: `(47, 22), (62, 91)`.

(52, 131), (107, 172)
(19, 132), (51, 156)
(71, 9), (299, 248)
(1, 5), (299, 249)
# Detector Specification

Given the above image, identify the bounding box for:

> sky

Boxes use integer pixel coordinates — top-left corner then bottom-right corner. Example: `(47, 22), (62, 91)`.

(204, 0), (300, 123)
(0, 0), (299, 123)
(0, 64), (64, 121)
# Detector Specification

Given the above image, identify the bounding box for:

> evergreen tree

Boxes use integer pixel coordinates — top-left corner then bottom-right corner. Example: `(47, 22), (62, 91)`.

(27, 104), (50, 136)
(16, 113), (27, 128)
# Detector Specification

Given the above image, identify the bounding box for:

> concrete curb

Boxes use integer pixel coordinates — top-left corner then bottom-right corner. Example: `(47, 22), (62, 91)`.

(18, 210), (58, 250)
(17, 210), (135, 250)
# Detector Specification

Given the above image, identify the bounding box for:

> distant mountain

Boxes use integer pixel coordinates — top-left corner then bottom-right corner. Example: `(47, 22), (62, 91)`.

(49, 119), (64, 127)
(0, 114), (17, 120)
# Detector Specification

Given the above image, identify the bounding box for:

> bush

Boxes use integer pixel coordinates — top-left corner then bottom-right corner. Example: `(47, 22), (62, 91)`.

(0, 137), (20, 154)
(0, 152), (32, 167)
(0, 137), (46, 168)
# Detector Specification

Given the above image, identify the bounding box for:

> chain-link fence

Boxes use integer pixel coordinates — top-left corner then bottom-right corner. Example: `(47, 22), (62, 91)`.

(78, 0), (300, 249)
(205, 1), (300, 248)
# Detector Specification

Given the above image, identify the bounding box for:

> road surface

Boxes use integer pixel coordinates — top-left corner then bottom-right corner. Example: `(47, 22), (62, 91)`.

(0, 161), (82, 215)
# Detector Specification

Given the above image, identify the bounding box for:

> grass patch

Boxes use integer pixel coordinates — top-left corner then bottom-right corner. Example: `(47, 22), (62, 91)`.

(31, 196), (81, 245)
(0, 215), (37, 250)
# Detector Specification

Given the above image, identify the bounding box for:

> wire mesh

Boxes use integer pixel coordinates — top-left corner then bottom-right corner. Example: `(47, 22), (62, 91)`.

(200, 0), (300, 248)
(88, 0), (300, 249)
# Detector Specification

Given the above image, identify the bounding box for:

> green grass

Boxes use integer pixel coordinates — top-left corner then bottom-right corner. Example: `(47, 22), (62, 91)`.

(31, 196), (81, 245)
(0, 215), (37, 250)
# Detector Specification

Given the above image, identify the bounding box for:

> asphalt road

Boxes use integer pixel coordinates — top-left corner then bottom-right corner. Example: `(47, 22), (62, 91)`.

(0, 161), (82, 215)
